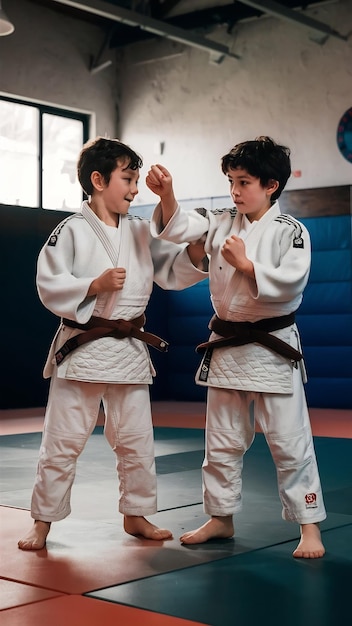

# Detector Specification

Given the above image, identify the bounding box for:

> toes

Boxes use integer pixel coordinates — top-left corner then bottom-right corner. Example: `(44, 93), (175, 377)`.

(18, 531), (48, 551)
(293, 548), (325, 559)
(153, 529), (173, 540)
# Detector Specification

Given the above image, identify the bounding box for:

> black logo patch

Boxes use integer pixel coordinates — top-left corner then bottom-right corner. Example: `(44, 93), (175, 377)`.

(48, 235), (58, 246)
(293, 237), (304, 248)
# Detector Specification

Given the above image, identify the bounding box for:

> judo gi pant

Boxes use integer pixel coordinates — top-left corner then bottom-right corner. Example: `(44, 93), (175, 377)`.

(203, 367), (326, 524)
(30, 371), (157, 522)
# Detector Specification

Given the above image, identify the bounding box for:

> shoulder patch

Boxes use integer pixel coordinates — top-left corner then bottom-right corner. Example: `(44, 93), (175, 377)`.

(46, 213), (82, 247)
(48, 234), (58, 247)
(195, 207), (207, 217)
(212, 206), (237, 218)
(275, 214), (304, 248)
(195, 206), (237, 219)
(127, 213), (149, 222)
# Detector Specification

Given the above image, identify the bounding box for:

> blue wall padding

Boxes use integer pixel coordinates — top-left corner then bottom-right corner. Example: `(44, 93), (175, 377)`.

(164, 371), (207, 402)
(303, 347), (352, 377)
(301, 215), (351, 250)
(1, 205), (350, 410)
(167, 346), (203, 381)
(296, 314), (352, 345)
(149, 213), (351, 409)
(167, 315), (212, 344)
(168, 281), (212, 316)
(300, 283), (352, 314)
(303, 379), (351, 409)
(309, 250), (351, 282)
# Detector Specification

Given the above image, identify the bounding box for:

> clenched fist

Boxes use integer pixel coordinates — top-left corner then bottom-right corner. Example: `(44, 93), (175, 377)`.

(221, 235), (254, 278)
(88, 268), (126, 296)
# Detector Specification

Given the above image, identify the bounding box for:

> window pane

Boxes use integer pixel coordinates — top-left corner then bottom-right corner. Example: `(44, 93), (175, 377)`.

(0, 101), (39, 207)
(42, 114), (83, 211)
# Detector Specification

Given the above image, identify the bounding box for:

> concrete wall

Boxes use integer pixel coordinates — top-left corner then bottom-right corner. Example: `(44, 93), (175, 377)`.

(0, 0), (119, 139)
(1, 1), (351, 206)
(116, 0), (352, 207)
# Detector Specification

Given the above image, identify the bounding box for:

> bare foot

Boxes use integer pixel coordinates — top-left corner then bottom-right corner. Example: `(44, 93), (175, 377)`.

(180, 516), (234, 545)
(18, 520), (51, 551)
(293, 523), (325, 559)
(124, 515), (173, 540)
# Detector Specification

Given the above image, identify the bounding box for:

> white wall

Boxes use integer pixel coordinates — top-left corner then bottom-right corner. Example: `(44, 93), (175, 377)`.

(117, 0), (352, 205)
(0, 0), (118, 139)
(0, 0), (351, 207)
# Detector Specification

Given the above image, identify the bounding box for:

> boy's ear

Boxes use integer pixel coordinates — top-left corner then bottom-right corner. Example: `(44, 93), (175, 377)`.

(90, 170), (105, 191)
(266, 179), (279, 196)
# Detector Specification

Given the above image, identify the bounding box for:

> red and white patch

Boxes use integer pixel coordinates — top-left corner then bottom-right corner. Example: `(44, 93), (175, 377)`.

(305, 493), (317, 508)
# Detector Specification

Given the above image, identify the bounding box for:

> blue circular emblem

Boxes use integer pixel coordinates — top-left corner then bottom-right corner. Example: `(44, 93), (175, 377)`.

(337, 107), (352, 163)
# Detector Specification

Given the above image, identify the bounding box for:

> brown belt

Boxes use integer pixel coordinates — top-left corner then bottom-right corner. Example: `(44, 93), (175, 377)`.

(55, 314), (169, 365)
(196, 312), (302, 362)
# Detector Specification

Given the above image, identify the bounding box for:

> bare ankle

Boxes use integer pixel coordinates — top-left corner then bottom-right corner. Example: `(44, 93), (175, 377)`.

(35, 520), (51, 528)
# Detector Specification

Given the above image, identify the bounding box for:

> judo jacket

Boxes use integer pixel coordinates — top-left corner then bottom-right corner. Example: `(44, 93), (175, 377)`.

(150, 201), (311, 394)
(37, 201), (207, 383)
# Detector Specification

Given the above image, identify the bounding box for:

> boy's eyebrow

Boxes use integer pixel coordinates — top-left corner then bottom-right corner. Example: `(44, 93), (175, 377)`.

(122, 165), (140, 175)
(227, 172), (251, 179)
(125, 167), (140, 179)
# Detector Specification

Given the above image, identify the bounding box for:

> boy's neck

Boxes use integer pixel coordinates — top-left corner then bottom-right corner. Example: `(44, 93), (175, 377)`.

(88, 198), (119, 227)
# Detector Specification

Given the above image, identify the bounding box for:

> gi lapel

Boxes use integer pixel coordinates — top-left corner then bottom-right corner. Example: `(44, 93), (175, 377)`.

(240, 202), (281, 259)
(216, 204), (281, 319)
(81, 202), (132, 318)
(82, 201), (120, 267)
(216, 210), (244, 318)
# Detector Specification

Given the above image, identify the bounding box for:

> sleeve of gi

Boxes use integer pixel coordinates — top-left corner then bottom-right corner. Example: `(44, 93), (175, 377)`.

(250, 219), (311, 303)
(36, 220), (97, 323)
(150, 203), (210, 243)
(151, 237), (208, 291)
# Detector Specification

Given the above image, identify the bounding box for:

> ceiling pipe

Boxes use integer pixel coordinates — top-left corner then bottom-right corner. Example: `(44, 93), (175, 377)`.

(49, 0), (240, 62)
(238, 0), (348, 42)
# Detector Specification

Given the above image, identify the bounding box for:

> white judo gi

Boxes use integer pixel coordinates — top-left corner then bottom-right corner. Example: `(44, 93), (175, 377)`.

(151, 202), (326, 524)
(31, 201), (207, 522)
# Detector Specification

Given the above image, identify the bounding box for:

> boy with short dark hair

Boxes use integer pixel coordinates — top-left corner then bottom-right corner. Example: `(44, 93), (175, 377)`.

(18, 137), (207, 551)
(147, 136), (326, 558)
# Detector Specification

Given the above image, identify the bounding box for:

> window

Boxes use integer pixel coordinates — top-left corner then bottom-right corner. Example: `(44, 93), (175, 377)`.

(0, 96), (89, 211)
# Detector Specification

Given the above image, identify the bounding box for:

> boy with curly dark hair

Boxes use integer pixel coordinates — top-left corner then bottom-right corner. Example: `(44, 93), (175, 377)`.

(147, 136), (326, 558)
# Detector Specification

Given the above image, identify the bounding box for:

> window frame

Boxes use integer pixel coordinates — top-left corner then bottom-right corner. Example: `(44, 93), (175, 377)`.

(0, 94), (90, 210)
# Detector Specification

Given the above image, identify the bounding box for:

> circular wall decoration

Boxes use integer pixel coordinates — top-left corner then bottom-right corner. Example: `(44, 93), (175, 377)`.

(337, 107), (352, 163)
